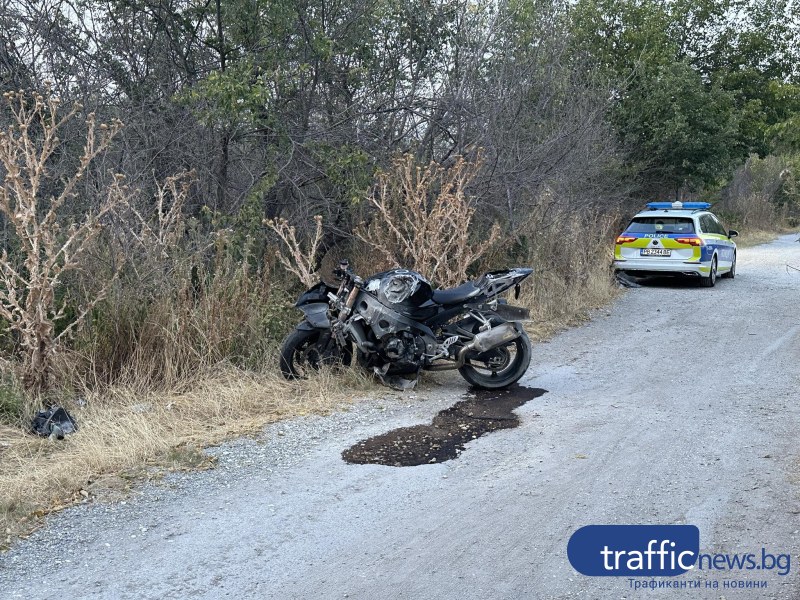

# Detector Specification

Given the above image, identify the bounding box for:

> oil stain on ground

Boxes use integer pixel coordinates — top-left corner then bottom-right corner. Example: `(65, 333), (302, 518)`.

(342, 385), (547, 467)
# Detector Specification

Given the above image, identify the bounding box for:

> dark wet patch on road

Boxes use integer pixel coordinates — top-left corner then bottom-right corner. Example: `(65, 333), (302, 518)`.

(342, 385), (547, 467)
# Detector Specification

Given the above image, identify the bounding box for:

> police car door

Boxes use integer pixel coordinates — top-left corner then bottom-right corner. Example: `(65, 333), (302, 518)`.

(710, 214), (735, 271)
(701, 214), (732, 271)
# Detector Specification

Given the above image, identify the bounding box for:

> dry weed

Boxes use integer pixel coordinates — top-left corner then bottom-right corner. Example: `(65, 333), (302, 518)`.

(356, 153), (500, 287)
(265, 214), (324, 287)
(515, 208), (621, 338)
(719, 155), (792, 230)
(0, 90), (128, 396)
(732, 230), (782, 248)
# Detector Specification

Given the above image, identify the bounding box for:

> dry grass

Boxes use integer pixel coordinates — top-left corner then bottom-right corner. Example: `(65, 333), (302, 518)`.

(514, 208), (622, 339)
(521, 263), (621, 340)
(0, 361), (379, 549)
(733, 229), (785, 248)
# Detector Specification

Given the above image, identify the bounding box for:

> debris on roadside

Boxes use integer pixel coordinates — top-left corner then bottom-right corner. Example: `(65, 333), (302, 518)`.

(615, 272), (642, 288)
(31, 406), (78, 439)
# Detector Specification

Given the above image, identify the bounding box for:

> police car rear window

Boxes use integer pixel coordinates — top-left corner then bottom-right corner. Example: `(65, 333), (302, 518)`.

(625, 217), (695, 234)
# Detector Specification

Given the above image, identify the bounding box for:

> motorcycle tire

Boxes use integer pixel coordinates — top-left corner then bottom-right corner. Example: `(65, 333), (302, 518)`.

(279, 326), (352, 379)
(458, 330), (532, 390)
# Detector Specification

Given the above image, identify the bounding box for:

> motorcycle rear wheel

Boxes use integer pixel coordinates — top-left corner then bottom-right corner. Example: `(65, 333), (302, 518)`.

(279, 326), (352, 379)
(458, 331), (532, 389)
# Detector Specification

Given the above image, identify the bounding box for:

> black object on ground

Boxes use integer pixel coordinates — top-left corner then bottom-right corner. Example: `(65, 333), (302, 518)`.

(615, 272), (642, 288)
(342, 385), (546, 467)
(31, 406), (78, 439)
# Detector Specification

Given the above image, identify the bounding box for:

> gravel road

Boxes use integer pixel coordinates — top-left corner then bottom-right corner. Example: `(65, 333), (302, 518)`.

(2, 234), (800, 600)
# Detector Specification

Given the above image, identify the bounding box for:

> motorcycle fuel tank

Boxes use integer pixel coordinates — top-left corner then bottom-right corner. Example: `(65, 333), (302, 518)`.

(364, 269), (435, 316)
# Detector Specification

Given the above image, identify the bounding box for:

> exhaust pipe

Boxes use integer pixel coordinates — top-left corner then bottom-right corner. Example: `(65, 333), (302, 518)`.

(455, 322), (522, 367)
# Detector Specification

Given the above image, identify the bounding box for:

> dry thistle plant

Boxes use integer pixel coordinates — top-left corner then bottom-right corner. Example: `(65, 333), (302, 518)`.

(128, 170), (195, 257)
(0, 89), (128, 397)
(355, 153), (500, 287)
(264, 214), (324, 287)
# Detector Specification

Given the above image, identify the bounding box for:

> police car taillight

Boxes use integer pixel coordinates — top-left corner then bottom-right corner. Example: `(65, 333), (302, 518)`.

(675, 236), (704, 246)
(615, 235), (636, 244)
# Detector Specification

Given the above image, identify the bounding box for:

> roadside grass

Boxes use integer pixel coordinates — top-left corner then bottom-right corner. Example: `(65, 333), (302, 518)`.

(516, 212), (623, 340)
(734, 228), (795, 248)
(0, 361), (379, 550)
(521, 264), (621, 340)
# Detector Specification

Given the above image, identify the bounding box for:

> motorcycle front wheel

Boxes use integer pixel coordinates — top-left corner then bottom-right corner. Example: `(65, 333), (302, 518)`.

(279, 326), (352, 379)
(458, 331), (532, 389)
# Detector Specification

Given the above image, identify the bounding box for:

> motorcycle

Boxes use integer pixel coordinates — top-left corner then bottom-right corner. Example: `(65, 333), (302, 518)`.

(279, 260), (534, 390)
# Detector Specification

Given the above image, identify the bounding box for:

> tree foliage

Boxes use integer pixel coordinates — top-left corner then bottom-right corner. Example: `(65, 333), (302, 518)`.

(570, 0), (800, 196)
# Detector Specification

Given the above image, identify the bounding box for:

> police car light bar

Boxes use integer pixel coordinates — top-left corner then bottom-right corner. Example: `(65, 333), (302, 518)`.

(646, 201), (711, 210)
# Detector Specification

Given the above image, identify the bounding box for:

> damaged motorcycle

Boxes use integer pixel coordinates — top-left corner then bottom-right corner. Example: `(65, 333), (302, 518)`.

(279, 260), (534, 390)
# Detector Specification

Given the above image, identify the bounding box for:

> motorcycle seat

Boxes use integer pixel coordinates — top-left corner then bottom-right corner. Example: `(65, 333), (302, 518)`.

(432, 282), (481, 305)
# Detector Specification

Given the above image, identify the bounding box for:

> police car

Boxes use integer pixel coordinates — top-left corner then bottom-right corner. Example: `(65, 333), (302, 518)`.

(613, 202), (738, 287)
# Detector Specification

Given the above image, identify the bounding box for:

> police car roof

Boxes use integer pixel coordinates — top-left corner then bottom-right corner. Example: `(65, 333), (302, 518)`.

(634, 201), (712, 219)
(633, 209), (706, 217)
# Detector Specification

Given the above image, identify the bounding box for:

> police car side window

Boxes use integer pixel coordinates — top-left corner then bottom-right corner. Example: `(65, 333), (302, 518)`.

(711, 215), (727, 235)
(700, 214), (722, 235)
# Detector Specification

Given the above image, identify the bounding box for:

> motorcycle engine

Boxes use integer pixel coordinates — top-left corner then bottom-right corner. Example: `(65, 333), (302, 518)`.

(381, 331), (425, 370)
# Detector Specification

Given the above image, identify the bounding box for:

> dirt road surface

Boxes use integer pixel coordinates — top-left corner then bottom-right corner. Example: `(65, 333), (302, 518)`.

(2, 234), (800, 599)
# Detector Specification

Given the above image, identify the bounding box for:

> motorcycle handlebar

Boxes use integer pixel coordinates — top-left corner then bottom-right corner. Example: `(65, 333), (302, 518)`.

(333, 259), (360, 284)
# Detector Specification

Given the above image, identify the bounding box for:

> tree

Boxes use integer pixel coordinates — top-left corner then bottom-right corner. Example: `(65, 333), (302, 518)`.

(767, 83), (800, 153)
(696, 0), (800, 157)
(569, 0), (743, 196)
(613, 60), (739, 195)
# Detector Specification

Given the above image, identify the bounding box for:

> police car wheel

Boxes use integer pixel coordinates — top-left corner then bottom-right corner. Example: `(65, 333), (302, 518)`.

(700, 256), (717, 288)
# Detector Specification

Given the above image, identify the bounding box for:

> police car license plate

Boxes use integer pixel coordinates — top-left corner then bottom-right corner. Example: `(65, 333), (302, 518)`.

(641, 248), (671, 257)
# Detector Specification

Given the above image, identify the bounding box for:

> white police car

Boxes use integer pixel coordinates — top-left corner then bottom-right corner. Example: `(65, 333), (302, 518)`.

(613, 202), (738, 287)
